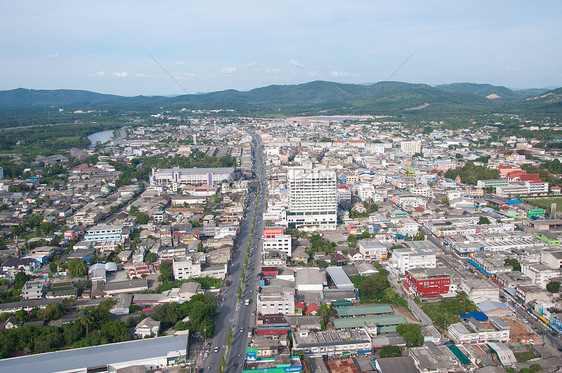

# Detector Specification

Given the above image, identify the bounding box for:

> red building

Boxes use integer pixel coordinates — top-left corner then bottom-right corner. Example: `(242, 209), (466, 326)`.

(403, 268), (450, 297)
(261, 266), (278, 277)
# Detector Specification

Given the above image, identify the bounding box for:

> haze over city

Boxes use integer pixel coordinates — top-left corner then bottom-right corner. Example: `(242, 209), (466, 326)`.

(1, 0), (561, 96)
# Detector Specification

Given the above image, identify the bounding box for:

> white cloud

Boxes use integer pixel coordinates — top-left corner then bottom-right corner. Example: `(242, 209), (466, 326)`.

(91, 70), (105, 77)
(175, 61), (184, 66)
(44, 53), (59, 59)
(135, 72), (158, 78)
(290, 59), (304, 68)
(220, 66), (237, 74)
(329, 70), (355, 78)
(307, 70), (318, 77)
(505, 65), (521, 72)
(112, 71), (128, 78)
(263, 67), (282, 74)
(174, 72), (198, 80)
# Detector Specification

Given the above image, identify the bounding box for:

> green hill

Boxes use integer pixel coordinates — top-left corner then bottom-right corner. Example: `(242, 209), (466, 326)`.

(0, 81), (560, 118)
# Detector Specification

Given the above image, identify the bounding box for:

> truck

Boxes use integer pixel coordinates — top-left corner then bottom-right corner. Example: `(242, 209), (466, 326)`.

(244, 299), (250, 306)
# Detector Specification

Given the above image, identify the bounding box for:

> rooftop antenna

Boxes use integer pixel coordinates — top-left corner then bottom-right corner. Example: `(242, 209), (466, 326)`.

(145, 50), (189, 95)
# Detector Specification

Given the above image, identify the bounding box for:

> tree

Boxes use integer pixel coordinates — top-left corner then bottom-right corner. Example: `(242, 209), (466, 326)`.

(79, 309), (94, 336)
(13, 272), (29, 288)
(38, 302), (63, 321)
(49, 262), (58, 273)
(145, 252), (158, 263)
(67, 258), (87, 277)
(478, 216), (491, 225)
(158, 261), (173, 283)
(396, 323), (424, 347)
(360, 275), (389, 301)
(347, 234), (357, 248)
(547, 281), (560, 293)
(379, 345), (401, 358)
(504, 258), (521, 272)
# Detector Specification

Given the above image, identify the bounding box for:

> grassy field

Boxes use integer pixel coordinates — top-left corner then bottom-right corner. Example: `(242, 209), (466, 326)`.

(525, 197), (562, 213)
(514, 350), (539, 362)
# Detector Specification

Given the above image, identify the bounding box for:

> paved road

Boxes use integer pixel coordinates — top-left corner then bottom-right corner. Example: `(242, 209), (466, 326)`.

(199, 133), (267, 372)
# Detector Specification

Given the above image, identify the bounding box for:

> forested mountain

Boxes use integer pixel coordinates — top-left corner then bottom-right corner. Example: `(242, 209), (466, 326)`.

(0, 81), (560, 117)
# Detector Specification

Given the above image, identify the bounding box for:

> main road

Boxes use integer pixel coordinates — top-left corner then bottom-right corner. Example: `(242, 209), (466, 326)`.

(200, 133), (267, 372)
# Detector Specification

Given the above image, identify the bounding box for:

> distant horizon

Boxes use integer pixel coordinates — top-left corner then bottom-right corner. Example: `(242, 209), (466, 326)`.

(1, 1), (561, 96)
(2, 79), (559, 98)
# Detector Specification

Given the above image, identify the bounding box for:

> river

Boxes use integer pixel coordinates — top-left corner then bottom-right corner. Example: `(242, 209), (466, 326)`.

(87, 130), (114, 148)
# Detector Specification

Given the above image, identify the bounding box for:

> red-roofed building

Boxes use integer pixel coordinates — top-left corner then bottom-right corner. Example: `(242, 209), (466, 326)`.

(295, 302), (305, 311)
(305, 303), (320, 315)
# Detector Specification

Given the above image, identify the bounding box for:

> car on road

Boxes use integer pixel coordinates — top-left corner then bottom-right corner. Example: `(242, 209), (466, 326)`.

(240, 327), (244, 333)
(204, 352), (209, 358)
(233, 363), (238, 369)
(214, 346), (219, 353)
(251, 310), (255, 315)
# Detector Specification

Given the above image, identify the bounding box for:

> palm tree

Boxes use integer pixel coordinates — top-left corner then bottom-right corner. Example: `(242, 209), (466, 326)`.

(79, 309), (94, 336)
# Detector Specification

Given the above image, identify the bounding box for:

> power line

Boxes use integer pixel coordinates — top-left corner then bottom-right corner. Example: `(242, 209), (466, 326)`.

(385, 51), (416, 81)
(145, 50), (189, 95)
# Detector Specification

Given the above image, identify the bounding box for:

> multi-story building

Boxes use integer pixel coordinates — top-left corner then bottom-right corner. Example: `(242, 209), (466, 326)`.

(83, 225), (129, 251)
(21, 280), (46, 300)
(358, 241), (388, 262)
(521, 262), (560, 289)
(172, 257), (201, 280)
(448, 317), (510, 344)
(400, 140), (422, 155)
(403, 268), (451, 297)
(476, 179), (509, 189)
(336, 186), (352, 204)
(391, 244), (437, 279)
(150, 167), (236, 187)
(526, 180), (549, 195)
(262, 228), (292, 257)
(287, 168), (337, 231)
(257, 286), (295, 315)
(292, 328), (372, 358)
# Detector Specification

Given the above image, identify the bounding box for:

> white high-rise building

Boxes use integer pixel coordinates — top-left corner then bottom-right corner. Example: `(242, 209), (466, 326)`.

(287, 168), (337, 231)
(400, 140), (422, 155)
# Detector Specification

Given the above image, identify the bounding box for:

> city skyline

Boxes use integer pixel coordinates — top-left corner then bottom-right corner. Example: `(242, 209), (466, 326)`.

(1, 0), (561, 96)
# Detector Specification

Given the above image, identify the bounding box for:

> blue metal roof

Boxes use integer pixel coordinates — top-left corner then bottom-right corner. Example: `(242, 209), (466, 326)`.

(460, 311), (488, 322)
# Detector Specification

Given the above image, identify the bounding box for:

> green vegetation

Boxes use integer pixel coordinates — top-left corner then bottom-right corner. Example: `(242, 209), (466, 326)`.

(478, 216), (491, 225)
(110, 152), (237, 187)
(444, 162), (499, 185)
(504, 258), (522, 272)
(128, 206), (149, 225)
(306, 234), (336, 256)
(547, 281), (560, 293)
(150, 293), (217, 335)
(379, 345), (402, 358)
(525, 197), (562, 213)
(519, 364), (543, 373)
(521, 164), (562, 187)
(514, 350), (539, 362)
(350, 265), (407, 307)
(0, 299), (127, 358)
(318, 304), (331, 331)
(396, 323), (424, 347)
(349, 202), (379, 218)
(421, 292), (478, 331)
(66, 258), (88, 278)
(158, 261), (173, 283)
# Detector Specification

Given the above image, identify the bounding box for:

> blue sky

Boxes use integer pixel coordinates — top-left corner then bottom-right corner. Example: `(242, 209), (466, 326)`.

(0, 0), (560, 96)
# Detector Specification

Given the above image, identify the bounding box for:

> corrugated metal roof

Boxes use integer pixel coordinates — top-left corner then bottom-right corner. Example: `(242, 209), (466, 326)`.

(0, 335), (188, 373)
(336, 304), (393, 317)
(447, 344), (472, 365)
(333, 314), (406, 329)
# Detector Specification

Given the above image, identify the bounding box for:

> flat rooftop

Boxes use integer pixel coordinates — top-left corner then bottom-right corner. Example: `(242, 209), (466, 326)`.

(0, 335), (188, 373)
